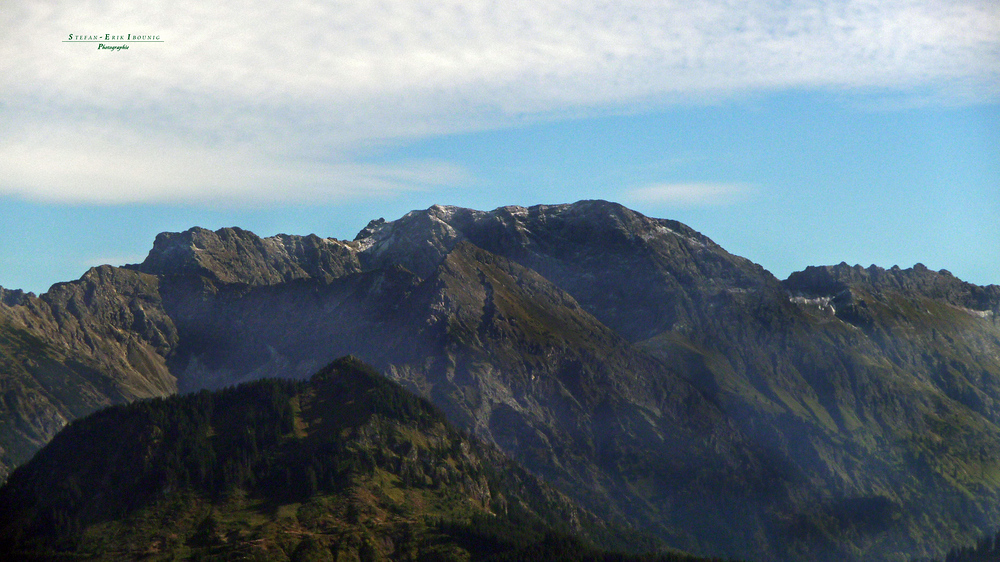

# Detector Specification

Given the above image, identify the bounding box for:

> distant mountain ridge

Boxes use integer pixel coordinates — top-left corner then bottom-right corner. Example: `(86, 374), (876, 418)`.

(135, 227), (363, 284)
(1, 200), (998, 561)
(786, 262), (1000, 313)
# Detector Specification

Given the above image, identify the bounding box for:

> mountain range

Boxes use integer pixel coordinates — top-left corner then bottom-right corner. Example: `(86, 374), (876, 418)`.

(1, 200), (998, 561)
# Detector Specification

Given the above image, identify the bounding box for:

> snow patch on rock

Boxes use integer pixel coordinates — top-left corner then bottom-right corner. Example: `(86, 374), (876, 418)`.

(790, 295), (837, 314)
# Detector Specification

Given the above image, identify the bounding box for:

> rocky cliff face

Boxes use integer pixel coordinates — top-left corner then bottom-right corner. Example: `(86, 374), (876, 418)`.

(1, 200), (999, 561)
(352, 201), (777, 343)
(0, 266), (178, 480)
(135, 227), (363, 284)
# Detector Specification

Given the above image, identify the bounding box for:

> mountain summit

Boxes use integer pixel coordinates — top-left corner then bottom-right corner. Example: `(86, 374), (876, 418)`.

(1, 200), (999, 561)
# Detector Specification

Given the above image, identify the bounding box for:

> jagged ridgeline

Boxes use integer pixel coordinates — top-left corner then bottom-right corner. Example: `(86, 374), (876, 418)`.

(1, 200), (999, 561)
(0, 356), (707, 561)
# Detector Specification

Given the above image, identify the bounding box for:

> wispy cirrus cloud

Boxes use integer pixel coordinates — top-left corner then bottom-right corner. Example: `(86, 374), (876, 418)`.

(623, 183), (758, 207)
(1, 0), (997, 205)
(0, 123), (466, 206)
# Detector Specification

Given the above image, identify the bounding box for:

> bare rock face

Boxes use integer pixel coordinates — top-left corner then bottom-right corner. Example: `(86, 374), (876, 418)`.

(134, 227), (362, 285)
(0, 288), (30, 307)
(0, 266), (178, 480)
(354, 200), (779, 342)
(786, 262), (1000, 316)
(2, 201), (1000, 561)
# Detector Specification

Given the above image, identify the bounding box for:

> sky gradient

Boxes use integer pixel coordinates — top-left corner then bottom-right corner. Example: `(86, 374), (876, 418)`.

(1, 1), (998, 293)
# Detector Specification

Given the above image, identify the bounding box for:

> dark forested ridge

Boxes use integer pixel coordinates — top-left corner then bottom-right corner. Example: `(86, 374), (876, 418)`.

(0, 356), (720, 561)
(0, 200), (998, 561)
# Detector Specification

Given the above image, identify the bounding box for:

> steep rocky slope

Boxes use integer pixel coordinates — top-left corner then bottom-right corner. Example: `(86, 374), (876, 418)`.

(135, 227), (362, 284)
(354, 202), (778, 342)
(0, 266), (178, 480)
(0, 200), (998, 561)
(348, 203), (1000, 559)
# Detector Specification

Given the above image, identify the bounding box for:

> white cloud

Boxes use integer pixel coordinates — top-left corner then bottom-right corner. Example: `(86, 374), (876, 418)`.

(1, 0), (997, 204)
(0, 122), (466, 205)
(624, 183), (757, 207)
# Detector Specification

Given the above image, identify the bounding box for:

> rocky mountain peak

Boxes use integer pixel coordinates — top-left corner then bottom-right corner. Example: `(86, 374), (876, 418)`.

(133, 226), (361, 285)
(128, 201), (752, 295)
(785, 262), (1000, 313)
(0, 287), (31, 307)
(352, 204), (480, 277)
(353, 200), (733, 270)
(349, 200), (779, 341)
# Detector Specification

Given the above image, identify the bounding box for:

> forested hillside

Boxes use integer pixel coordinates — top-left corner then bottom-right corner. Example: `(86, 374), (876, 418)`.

(0, 356), (726, 561)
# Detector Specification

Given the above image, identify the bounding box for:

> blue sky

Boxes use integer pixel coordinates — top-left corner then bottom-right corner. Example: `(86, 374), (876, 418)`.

(1, 1), (998, 294)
